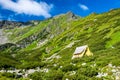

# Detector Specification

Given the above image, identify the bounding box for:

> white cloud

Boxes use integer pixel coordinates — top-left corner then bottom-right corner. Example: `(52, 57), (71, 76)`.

(79, 4), (89, 10)
(0, 0), (53, 18)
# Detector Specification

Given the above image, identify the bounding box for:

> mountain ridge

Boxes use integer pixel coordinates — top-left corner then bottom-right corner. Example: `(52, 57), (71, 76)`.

(0, 11), (79, 29)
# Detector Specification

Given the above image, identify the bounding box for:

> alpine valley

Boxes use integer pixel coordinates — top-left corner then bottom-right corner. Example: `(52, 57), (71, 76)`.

(0, 9), (120, 80)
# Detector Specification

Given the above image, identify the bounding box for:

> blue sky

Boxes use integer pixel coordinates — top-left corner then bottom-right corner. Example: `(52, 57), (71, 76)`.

(0, 0), (120, 22)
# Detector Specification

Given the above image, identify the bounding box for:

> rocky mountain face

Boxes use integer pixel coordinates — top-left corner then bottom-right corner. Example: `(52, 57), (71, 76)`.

(0, 29), (9, 44)
(0, 9), (120, 80)
(0, 20), (40, 29)
(0, 12), (77, 29)
(0, 12), (80, 50)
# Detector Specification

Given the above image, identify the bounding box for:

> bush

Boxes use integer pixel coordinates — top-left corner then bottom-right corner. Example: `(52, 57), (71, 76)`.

(62, 71), (76, 80)
(1, 72), (15, 78)
(29, 72), (44, 80)
(45, 70), (64, 80)
(61, 64), (78, 72)
(18, 61), (45, 69)
(77, 66), (98, 77)
(96, 61), (109, 67)
(76, 74), (89, 80)
(88, 77), (103, 80)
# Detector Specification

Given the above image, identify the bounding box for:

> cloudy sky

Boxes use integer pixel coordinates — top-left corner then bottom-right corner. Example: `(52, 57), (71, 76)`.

(0, 0), (120, 22)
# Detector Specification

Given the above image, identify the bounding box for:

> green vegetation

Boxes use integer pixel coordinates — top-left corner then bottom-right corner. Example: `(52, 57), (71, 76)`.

(0, 9), (120, 79)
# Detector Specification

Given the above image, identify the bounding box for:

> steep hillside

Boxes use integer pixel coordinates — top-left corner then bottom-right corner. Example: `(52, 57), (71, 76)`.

(3, 11), (79, 51)
(0, 9), (120, 80)
(0, 20), (40, 29)
(0, 29), (9, 44)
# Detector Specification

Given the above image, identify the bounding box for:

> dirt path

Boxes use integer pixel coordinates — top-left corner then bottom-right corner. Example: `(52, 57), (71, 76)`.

(0, 29), (9, 44)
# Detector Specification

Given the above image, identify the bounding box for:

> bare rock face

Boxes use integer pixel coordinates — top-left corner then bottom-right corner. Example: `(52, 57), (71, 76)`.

(0, 20), (40, 29)
(0, 20), (23, 29)
(66, 11), (79, 21)
(0, 29), (9, 44)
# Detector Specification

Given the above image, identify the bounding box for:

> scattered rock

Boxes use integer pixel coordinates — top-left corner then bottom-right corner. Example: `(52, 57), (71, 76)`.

(96, 64), (120, 79)
(81, 63), (86, 66)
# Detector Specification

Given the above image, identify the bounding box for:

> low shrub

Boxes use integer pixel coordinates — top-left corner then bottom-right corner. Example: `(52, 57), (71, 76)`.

(62, 71), (76, 80)
(61, 64), (78, 72)
(45, 70), (64, 80)
(1, 72), (15, 78)
(77, 66), (98, 77)
(29, 72), (45, 80)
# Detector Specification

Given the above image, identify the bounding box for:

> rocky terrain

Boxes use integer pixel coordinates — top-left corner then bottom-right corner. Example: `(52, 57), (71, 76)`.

(0, 20), (40, 29)
(0, 9), (120, 80)
(0, 29), (9, 44)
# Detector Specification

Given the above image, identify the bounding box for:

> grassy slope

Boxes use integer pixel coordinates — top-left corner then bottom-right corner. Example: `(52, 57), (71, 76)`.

(1, 9), (120, 79)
